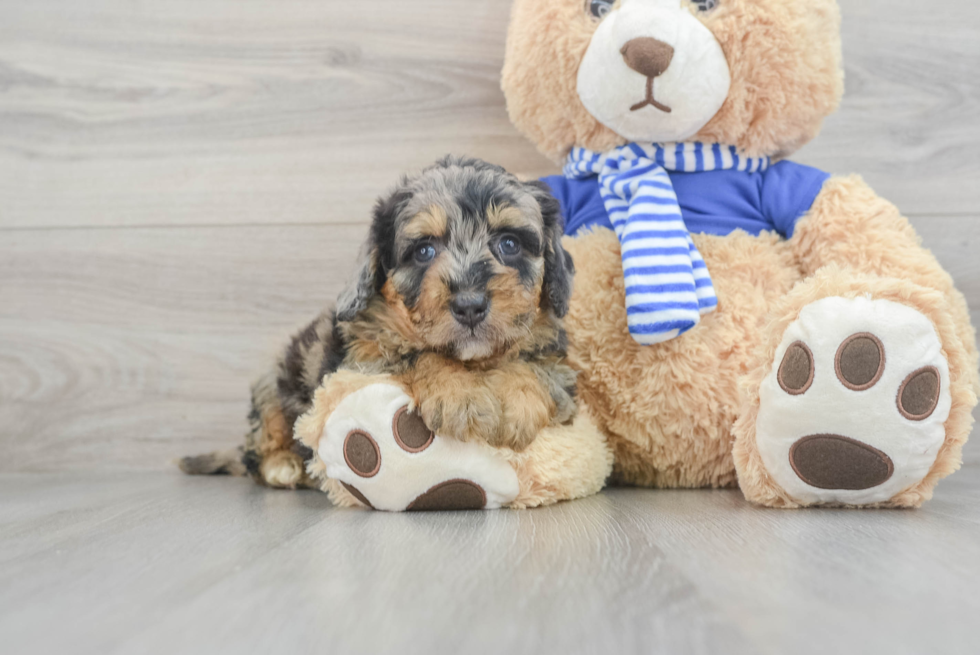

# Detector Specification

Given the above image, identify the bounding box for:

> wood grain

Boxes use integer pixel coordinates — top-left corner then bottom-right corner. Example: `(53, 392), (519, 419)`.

(0, 0), (535, 229)
(2, 216), (977, 472)
(0, 224), (364, 471)
(794, 0), (980, 214)
(2, 0), (980, 230)
(2, 2), (979, 653)
(2, 469), (979, 654)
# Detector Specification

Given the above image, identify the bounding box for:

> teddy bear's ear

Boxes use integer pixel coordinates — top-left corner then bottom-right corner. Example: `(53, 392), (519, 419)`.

(526, 180), (574, 318)
(336, 184), (412, 322)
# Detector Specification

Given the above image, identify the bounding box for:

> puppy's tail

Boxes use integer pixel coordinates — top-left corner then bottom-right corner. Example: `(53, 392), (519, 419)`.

(177, 448), (248, 477)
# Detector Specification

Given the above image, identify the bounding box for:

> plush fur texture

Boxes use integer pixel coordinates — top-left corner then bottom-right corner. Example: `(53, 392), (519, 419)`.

(563, 227), (802, 488)
(560, 177), (978, 504)
(502, 0), (843, 162)
(731, 178), (979, 508)
(295, 371), (612, 509)
(502, 0), (978, 507)
(732, 268), (977, 508)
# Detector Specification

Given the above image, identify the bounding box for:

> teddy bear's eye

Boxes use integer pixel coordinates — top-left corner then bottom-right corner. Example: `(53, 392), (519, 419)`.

(587, 0), (614, 20)
(692, 0), (719, 11)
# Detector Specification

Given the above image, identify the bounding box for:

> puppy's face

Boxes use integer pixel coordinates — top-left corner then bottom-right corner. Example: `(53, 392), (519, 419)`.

(338, 157), (573, 361)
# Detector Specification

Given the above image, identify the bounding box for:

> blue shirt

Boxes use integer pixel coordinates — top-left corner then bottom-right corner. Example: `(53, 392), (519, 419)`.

(543, 160), (830, 239)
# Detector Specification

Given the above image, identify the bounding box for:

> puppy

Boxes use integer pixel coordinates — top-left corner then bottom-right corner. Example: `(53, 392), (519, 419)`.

(181, 156), (579, 488)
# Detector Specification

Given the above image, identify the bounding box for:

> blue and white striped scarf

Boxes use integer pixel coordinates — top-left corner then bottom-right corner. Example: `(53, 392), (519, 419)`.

(564, 142), (770, 345)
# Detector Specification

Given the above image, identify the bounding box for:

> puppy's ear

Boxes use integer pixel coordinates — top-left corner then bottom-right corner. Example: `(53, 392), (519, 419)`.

(336, 247), (380, 322)
(336, 184), (412, 322)
(526, 180), (574, 318)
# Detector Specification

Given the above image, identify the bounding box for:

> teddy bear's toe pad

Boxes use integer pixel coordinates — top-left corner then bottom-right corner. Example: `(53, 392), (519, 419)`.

(406, 480), (487, 511)
(319, 384), (519, 511)
(757, 296), (951, 506)
(788, 434), (894, 490)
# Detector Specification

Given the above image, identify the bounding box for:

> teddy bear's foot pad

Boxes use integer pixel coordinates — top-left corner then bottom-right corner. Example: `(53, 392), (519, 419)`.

(757, 296), (951, 506)
(318, 384), (520, 511)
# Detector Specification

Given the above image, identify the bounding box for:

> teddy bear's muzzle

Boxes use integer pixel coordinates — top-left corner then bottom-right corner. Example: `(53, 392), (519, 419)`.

(575, 0), (731, 142)
(621, 37), (675, 113)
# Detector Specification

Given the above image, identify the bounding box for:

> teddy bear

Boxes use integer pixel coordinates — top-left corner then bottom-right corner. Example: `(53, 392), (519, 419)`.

(500, 0), (979, 507)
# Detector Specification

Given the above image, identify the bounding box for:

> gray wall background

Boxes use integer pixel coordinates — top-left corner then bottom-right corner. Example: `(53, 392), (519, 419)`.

(1, 0), (978, 471)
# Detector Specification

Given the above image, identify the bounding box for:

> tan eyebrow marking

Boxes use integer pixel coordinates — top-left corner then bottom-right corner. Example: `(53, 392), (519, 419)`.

(487, 204), (535, 232)
(403, 205), (448, 239)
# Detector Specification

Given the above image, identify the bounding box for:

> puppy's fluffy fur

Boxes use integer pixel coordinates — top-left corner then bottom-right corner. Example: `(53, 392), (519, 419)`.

(181, 157), (578, 488)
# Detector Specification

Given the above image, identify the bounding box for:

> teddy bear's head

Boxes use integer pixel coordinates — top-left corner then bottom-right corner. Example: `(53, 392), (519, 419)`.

(502, 0), (843, 162)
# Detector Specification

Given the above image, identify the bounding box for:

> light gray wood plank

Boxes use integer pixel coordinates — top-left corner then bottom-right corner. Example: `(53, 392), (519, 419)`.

(613, 470), (980, 655)
(2, 217), (978, 472)
(2, 469), (980, 655)
(0, 2), (978, 652)
(0, 473), (753, 655)
(0, 0), (542, 229)
(0, 224), (364, 471)
(907, 216), (980, 304)
(2, 0), (979, 230)
(795, 0), (980, 216)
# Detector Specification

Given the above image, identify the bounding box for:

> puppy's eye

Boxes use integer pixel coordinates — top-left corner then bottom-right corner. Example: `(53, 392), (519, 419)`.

(692, 0), (719, 11)
(587, 0), (614, 20)
(414, 243), (437, 264)
(498, 236), (522, 258)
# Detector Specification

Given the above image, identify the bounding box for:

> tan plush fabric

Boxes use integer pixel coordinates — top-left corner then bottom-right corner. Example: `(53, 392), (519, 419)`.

(294, 370), (613, 510)
(502, 0), (843, 162)
(503, 403), (614, 509)
(563, 181), (978, 505)
(732, 267), (978, 509)
(694, 0), (843, 158)
(731, 178), (979, 508)
(563, 227), (802, 489)
(501, 1), (977, 506)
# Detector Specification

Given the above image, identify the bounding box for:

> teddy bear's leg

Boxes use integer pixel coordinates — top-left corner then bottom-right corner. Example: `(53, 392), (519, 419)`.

(734, 273), (961, 507)
(294, 370), (612, 511)
(501, 403), (614, 509)
(733, 179), (978, 507)
(294, 371), (514, 511)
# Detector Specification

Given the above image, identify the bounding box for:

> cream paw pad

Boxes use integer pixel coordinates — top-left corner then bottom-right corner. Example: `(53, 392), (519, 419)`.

(317, 383), (520, 511)
(756, 296), (952, 506)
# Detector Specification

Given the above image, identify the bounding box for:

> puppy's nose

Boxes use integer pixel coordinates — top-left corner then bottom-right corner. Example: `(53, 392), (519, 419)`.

(450, 293), (489, 329)
(621, 37), (675, 78)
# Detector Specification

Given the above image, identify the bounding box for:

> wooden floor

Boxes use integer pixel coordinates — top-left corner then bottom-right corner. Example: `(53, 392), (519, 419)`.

(3, 469), (980, 655)
(2, 1), (980, 653)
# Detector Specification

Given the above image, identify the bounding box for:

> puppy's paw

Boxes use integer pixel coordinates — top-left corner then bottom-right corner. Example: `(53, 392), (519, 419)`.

(259, 450), (305, 489)
(418, 390), (502, 445)
(317, 384), (520, 511)
(493, 408), (549, 452)
(488, 369), (558, 451)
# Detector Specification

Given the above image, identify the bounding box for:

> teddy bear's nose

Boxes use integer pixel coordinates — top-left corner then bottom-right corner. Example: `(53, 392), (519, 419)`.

(621, 37), (675, 78)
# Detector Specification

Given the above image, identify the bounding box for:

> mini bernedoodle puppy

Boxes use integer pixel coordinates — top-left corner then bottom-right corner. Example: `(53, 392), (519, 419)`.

(181, 156), (586, 491)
